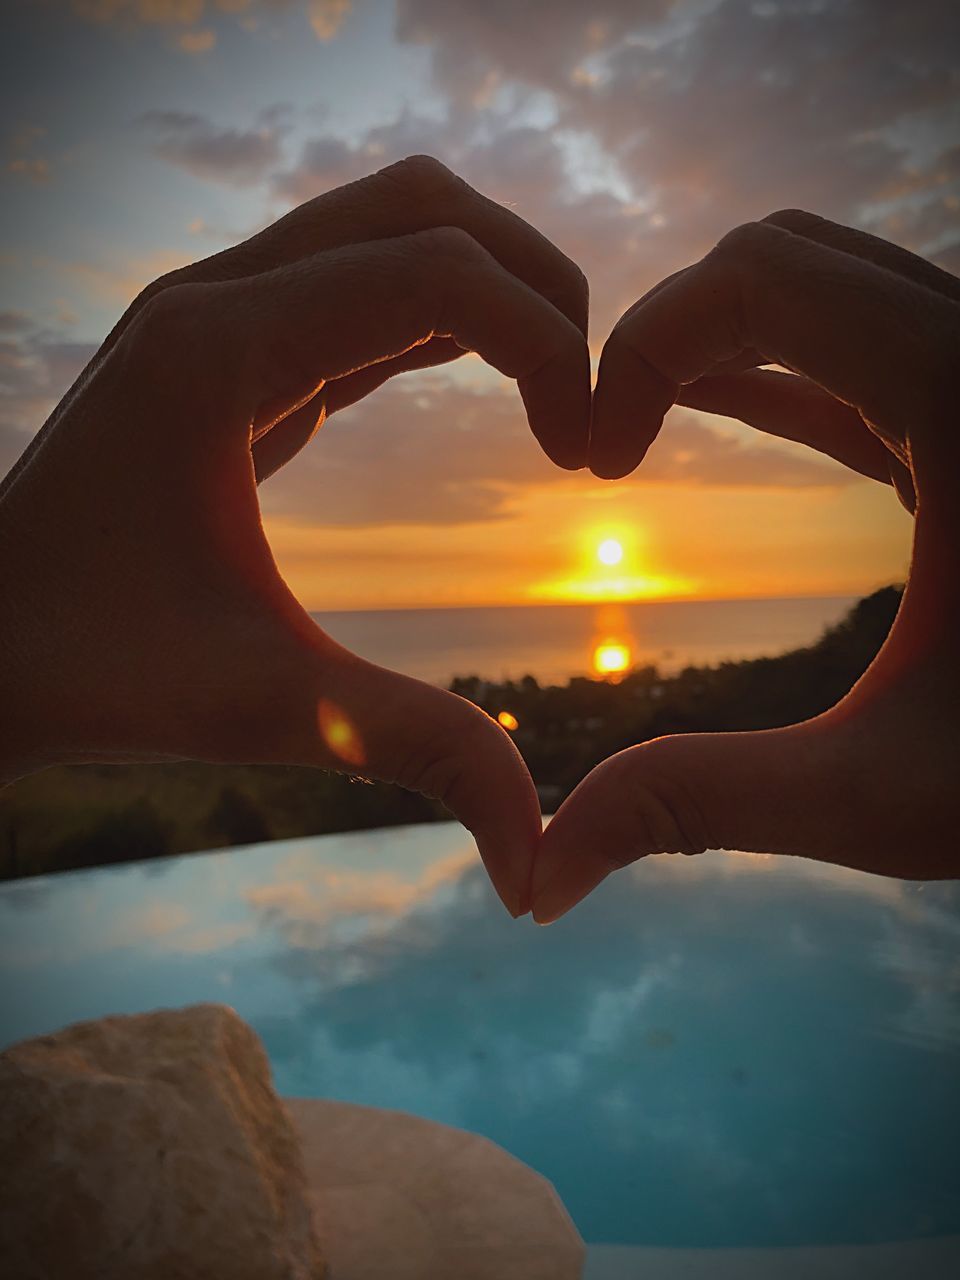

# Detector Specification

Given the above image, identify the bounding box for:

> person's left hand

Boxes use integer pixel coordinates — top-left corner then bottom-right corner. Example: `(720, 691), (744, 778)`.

(527, 210), (960, 923)
(0, 156), (591, 917)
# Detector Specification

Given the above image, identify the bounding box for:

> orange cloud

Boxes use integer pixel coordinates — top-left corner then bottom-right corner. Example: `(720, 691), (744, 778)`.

(69, 0), (353, 44)
(36, 248), (190, 303)
(178, 25), (216, 51)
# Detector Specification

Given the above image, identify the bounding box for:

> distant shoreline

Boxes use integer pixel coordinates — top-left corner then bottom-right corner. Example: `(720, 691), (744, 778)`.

(309, 591), (863, 618)
(1, 589), (902, 883)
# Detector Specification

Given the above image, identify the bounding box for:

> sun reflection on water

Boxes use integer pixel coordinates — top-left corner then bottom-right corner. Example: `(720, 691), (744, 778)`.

(593, 640), (631, 677)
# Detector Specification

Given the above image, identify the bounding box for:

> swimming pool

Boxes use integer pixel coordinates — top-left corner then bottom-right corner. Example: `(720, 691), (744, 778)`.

(2, 824), (958, 1270)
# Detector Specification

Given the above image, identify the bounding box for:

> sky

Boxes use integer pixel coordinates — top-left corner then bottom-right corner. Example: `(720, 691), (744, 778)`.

(2, 0), (958, 610)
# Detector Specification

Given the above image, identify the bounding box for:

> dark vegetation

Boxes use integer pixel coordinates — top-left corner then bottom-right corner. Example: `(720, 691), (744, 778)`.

(0, 587), (902, 881)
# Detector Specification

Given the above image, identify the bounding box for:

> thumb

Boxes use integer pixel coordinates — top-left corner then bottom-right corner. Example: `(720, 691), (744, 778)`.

(530, 721), (860, 924)
(233, 623), (542, 919)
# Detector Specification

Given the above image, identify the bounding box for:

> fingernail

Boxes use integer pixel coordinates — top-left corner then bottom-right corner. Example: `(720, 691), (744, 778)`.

(489, 861), (531, 919)
(531, 854), (605, 925)
(474, 832), (537, 921)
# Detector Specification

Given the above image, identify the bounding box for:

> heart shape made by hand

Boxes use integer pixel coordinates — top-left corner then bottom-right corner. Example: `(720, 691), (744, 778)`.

(1, 165), (957, 922)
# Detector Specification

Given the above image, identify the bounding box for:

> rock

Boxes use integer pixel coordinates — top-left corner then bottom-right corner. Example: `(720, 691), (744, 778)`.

(287, 1097), (585, 1280)
(0, 1004), (325, 1280)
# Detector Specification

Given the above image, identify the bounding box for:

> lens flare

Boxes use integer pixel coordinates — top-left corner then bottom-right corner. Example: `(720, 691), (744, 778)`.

(317, 699), (366, 767)
(497, 710), (520, 731)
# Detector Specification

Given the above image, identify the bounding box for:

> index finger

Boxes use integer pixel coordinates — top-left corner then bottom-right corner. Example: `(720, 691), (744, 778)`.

(590, 221), (956, 479)
(113, 155), (589, 344)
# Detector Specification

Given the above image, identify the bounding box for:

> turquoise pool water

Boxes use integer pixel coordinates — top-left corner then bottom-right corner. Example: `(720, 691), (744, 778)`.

(2, 824), (959, 1253)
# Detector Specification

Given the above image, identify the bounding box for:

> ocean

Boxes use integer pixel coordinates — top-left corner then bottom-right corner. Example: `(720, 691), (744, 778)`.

(310, 595), (859, 687)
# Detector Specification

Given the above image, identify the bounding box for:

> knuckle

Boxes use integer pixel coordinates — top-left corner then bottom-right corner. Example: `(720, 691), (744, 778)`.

(381, 153), (460, 198)
(621, 740), (714, 859)
(395, 705), (496, 809)
(124, 280), (214, 380)
(129, 281), (193, 349)
(417, 225), (489, 279)
(421, 223), (482, 258)
(711, 220), (772, 262)
(763, 207), (821, 234)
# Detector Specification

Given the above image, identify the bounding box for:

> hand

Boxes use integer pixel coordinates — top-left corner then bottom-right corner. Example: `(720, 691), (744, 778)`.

(0, 156), (591, 918)
(531, 210), (960, 923)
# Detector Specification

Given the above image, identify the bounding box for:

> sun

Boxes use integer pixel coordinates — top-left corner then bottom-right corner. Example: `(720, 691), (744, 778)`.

(597, 538), (624, 567)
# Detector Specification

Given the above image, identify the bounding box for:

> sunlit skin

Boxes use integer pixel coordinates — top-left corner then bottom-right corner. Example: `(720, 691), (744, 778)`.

(531, 209), (960, 922)
(0, 157), (591, 920)
(0, 171), (958, 920)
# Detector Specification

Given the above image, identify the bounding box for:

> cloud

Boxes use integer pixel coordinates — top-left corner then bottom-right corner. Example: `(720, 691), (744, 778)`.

(68, 0), (353, 45)
(257, 374), (860, 529)
(177, 25), (216, 52)
(0, 311), (34, 335)
(245, 850), (474, 943)
(394, 0), (960, 285)
(6, 123), (51, 185)
(247, 846), (960, 1245)
(306, 0), (350, 41)
(36, 248), (191, 303)
(141, 109), (286, 185)
(394, 0), (675, 108)
(0, 326), (98, 477)
(272, 133), (362, 203)
(271, 113), (667, 334)
(7, 157), (51, 183)
(72, 0), (206, 26)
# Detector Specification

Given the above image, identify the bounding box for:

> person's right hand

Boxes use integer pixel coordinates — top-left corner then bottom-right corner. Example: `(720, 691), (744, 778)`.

(0, 156), (591, 918)
(531, 210), (960, 924)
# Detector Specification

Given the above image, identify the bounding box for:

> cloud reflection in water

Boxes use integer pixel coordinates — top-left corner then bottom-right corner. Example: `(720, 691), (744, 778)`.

(1, 827), (958, 1248)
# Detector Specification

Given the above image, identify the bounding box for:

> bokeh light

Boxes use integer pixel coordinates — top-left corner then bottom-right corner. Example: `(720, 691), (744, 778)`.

(317, 699), (366, 767)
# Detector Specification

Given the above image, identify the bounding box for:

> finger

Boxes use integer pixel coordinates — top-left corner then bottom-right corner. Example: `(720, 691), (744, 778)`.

(619, 269), (770, 372)
(529, 732), (814, 921)
(677, 369), (894, 483)
(530, 713), (918, 925)
(221, 626), (542, 918)
(205, 227), (591, 468)
(590, 220), (956, 480)
(252, 337), (462, 483)
(763, 209), (960, 303)
(104, 155), (589, 357)
(320, 657), (543, 919)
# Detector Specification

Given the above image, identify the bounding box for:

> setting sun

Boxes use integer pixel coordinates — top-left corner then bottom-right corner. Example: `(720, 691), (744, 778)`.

(530, 523), (697, 604)
(597, 538), (624, 567)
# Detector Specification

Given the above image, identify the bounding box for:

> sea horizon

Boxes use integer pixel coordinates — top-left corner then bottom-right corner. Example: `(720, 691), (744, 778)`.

(308, 588), (866, 616)
(310, 592), (870, 688)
